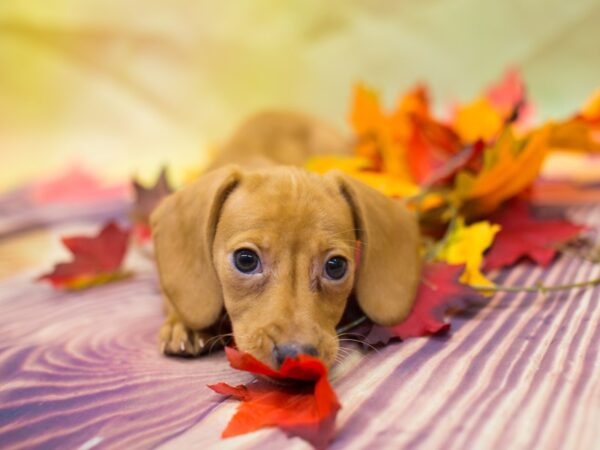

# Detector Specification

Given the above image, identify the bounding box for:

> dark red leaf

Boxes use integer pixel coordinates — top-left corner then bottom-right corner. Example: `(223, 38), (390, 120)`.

(483, 199), (588, 271)
(366, 263), (484, 345)
(422, 140), (485, 187)
(130, 168), (173, 244)
(38, 222), (130, 289)
(208, 347), (340, 449)
(131, 168), (173, 223)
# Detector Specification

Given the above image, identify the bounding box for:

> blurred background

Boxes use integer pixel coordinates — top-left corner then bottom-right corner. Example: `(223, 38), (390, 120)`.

(1, 0), (599, 190)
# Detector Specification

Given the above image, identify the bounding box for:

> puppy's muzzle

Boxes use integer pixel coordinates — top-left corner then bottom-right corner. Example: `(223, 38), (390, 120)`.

(272, 342), (318, 367)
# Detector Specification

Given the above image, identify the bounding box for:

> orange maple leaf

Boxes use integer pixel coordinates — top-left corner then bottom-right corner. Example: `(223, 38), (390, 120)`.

(454, 125), (551, 216)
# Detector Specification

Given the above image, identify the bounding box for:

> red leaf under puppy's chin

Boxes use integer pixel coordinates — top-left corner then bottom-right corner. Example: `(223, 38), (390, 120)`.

(208, 347), (341, 449)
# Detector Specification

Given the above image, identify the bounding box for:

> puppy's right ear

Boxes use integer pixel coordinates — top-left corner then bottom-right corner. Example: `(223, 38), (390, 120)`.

(151, 165), (241, 329)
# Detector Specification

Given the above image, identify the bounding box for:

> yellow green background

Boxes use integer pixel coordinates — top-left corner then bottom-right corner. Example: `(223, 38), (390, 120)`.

(1, 0), (599, 189)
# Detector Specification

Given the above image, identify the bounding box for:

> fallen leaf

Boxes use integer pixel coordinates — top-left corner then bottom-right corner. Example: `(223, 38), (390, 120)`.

(305, 155), (374, 174)
(484, 67), (535, 132)
(436, 217), (500, 287)
(38, 222), (130, 289)
(549, 118), (600, 154)
(453, 97), (504, 144)
(454, 125), (551, 216)
(131, 167), (173, 224)
(305, 155), (419, 198)
(581, 89), (600, 121)
(483, 199), (587, 271)
(365, 263), (484, 345)
(405, 114), (463, 184)
(31, 165), (129, 205)
(209, 347), (340, 449)
(131, 168), (173, 243)
(422, 140), (485, 187)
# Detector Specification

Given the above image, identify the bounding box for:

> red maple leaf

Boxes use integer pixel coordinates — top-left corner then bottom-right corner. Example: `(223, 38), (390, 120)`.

(405, 115), (464, 184)
(38, 222), (130, 289)
(483, 199), (588, 271)
(208, 347), (340, 449)
(484, 67), (535, 130)
(365, 263), (484, 345)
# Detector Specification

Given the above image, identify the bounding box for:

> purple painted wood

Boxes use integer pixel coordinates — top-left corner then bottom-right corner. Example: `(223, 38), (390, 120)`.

(0, 200), (598, 450)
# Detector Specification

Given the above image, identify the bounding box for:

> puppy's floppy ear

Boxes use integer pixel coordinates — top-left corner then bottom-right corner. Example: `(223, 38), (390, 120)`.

(328, 172), (421, 326)
(151, 165), (241, 329)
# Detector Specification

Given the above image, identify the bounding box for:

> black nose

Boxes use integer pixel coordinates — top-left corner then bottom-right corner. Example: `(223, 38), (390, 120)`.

(272, 343), (318, 366)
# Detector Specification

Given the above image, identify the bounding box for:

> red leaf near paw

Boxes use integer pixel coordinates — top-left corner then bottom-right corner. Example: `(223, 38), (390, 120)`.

(365, 263), (484, 345)
(483, 199), (587, 271)
(38, 222), (130, 289)
(208, 347), (340, 449)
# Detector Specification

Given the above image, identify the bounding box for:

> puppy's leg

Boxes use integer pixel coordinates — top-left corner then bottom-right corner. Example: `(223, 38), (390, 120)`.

(158, 300), (214, 357)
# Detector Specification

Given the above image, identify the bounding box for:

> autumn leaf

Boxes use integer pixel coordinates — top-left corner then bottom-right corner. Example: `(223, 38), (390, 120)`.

(454, 125), (551, 216)
(351, 83), (415, 180)
(549, 119), (600, 154)
(485, 68), (525, 113)
(365, 263), (484, 345)
(305, 156), (419, 198)
(350, 83), (465, 186)
(130, 167), (173, 243)
(436, 217), (500, 287)
(208, 347), (340, 449)
(350, 83), (384, 137)
(31, 165), (129, 205)
(581, 89), (600, 121)
(405, 114), (463, 184)
(38, 222), (130, 289)
(484, 67), (535, 131)
(305, 155), (374, 174)
(422, 140), (484, 187)
(453, 98), (504, 144)
(483, 199), (588, 271)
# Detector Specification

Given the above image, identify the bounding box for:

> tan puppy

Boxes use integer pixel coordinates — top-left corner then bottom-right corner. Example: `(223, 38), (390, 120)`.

(151, 111), (421, 368)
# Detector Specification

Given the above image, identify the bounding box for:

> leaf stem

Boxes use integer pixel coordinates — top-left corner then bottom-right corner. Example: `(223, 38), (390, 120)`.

(336, 315), (368, 335)
(471, 275), (600, 294)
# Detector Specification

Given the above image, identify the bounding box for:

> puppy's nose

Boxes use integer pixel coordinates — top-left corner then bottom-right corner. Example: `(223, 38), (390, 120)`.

(272, 343), (318, 367)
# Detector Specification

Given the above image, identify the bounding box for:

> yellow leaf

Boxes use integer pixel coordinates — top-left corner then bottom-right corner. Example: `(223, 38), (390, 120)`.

(305, 155), (374, 174)
(305, 156), (419, 198)
(436, 217), (500, 287)
(349, 171), (419, 198)
(454, 98), (504, 143)
(62, 271), (131, 290)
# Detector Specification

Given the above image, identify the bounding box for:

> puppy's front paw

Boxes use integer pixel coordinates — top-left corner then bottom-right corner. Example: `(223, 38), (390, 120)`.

(159, 319), (213, 357)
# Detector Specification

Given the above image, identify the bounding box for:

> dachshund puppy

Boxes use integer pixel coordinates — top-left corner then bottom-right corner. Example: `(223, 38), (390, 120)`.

(151, 111), (421, 368)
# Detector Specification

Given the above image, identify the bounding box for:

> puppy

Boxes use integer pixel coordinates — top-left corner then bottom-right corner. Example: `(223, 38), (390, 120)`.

(151, 111), (421, 368)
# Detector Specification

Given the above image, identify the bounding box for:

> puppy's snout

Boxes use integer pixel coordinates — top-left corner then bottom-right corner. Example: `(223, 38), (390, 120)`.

(272, 342), (318, 366)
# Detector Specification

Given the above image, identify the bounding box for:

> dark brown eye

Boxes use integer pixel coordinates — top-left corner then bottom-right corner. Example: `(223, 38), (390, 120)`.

(324, 256), (347, 280)
(233, 249), (260, 273)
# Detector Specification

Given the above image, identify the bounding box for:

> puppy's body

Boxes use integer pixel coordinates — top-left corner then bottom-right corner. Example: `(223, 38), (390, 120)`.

(206, 111), (350, 170)
(152, 112), (421, 368)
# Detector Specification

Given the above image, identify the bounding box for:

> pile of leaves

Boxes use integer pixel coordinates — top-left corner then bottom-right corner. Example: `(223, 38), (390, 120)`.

(37, 69), (600, 448)
(307, 69), (598, 288)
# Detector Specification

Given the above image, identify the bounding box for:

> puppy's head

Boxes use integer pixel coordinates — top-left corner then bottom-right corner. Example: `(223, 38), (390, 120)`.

(152, 165), (420, 368)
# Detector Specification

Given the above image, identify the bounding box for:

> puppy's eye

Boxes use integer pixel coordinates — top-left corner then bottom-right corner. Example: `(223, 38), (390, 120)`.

(324, 256), (348, 280)
(233, 249), (261, 273)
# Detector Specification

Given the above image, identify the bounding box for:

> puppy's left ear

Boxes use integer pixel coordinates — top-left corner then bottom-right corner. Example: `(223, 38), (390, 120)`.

(328, 172), (421, 326)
